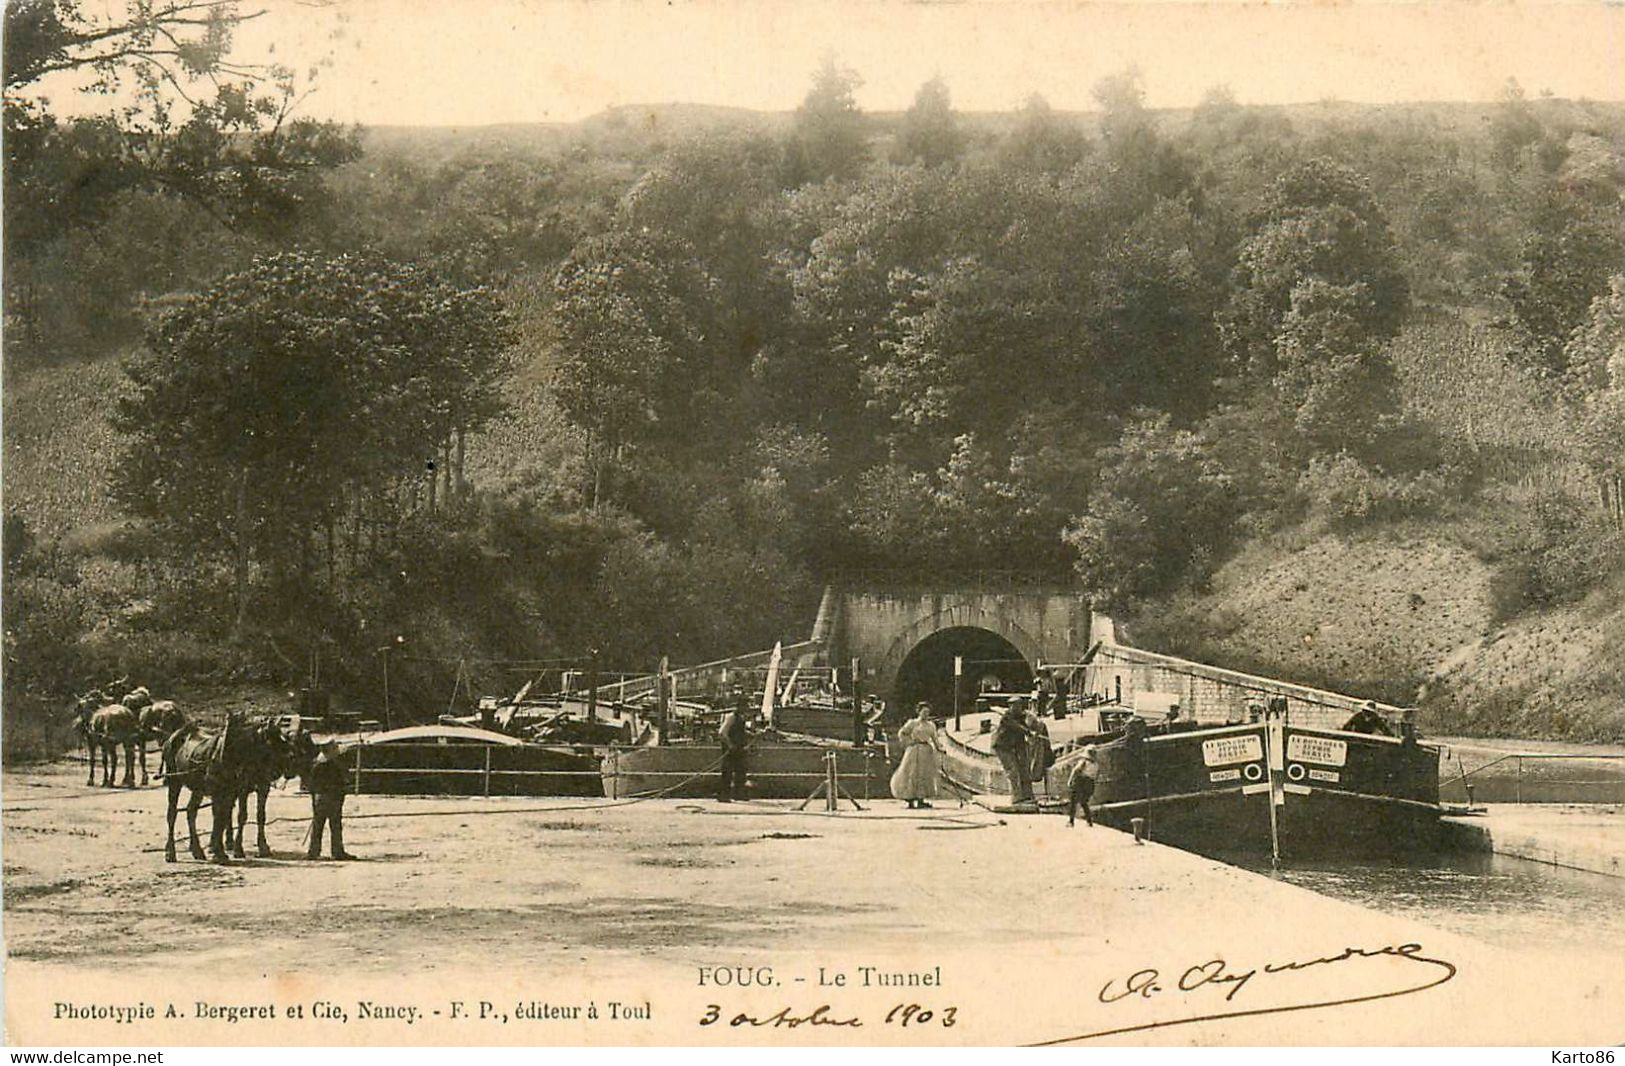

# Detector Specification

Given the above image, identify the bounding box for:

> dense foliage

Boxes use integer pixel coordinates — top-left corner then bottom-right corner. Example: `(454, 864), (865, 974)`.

(6, 49), (1625, 725)
(112, 253), (513, 633)
(3, 0), (360, 360)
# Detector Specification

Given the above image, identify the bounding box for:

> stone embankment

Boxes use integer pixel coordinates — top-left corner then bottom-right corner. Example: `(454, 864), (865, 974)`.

(1445, 804), (1625, 878)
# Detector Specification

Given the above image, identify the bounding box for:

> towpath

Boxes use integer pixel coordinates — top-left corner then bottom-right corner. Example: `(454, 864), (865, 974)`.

(5, 759), (1621, 1045)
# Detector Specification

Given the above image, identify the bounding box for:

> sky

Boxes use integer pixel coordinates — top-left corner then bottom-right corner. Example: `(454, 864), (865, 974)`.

(43, 0), (1625, 126)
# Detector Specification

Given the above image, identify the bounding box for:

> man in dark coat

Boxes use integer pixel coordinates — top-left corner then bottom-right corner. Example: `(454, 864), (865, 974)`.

(304, 742), (354, 860)
(993, 697), (1035, 807)
(1342, 700), (1394, 736)
(1033, 673), (1054, 717)
(717, 699), (750, 802)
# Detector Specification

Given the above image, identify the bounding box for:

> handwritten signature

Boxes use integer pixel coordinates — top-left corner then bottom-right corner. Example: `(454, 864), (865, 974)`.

(1034, 942), (1457, 1045)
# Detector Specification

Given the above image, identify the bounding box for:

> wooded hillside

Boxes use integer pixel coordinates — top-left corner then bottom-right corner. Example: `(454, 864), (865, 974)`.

(6, 23), (1623, 736)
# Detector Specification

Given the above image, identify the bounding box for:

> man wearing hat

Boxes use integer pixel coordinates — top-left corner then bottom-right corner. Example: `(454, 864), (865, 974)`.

(992, 696), (1036, 807)
(717, 694), (751, 802)
(1052, 670), (1070, 720)
(1342, 700), (1394, 736)
(303, 741), (355, 860)
(1068, 746), (1098, 827)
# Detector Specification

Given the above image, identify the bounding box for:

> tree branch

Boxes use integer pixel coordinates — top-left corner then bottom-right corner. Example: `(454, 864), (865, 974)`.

(7, 3), (271, 89)
(25, 45), (194, 83)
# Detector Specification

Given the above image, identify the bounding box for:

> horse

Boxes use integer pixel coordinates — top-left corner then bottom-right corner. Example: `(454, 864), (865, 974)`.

(69, 690), (109, 785)
(67, 676), (132, 783)
(86, 704), (142, 788)
(226, 719), (315, 860)
(161, 714), (255, 862)
(160, 714), (307, 862)
(136, 699), (187, 786)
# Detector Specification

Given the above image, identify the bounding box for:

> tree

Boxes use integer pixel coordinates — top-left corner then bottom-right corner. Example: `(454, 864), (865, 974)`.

(548, 231), (722, 507)
(1216, 160), (1411, 462)
(622, 132), (792, 376)
(1566, 275), (1625, 527)
(4, 1), (359, 356)
(778, 167), (963, 454)
(1222, 158), (1410, 391)
(1, 513), (96, 701)
(1093, 68), (1150, 146)
(1271, 278), (1402, 455)
(112, 252), (513, 635)
(413, 154), (581, 281)
(865, 257), (1018, 454)
(1488, 78), (1544, 171)
(843, 462), (948, 569)
(1063, 415), (1241, 607)
(787, 54), (867, 184)
(894, 76), (962, 168)
(4, 0), (357, 243)
(1501, 196), (1625, 380)
(999, 93), (1089, 174)
(1087, 199), (1224, 419)
(1082, 69), (1203, 232)
(6, 0), (252, 94)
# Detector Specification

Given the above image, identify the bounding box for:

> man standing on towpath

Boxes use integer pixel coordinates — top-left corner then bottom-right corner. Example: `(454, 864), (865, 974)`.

(304, 741), (355, 860)
(993, 696), (1036, 809)
(718, 694), (751, 802)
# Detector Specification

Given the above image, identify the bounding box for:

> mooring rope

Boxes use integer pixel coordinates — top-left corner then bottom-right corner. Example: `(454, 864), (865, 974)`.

(135, 754), (733, 854)
(17, 734), (1033, 857)
(121, 749), (1021, 854)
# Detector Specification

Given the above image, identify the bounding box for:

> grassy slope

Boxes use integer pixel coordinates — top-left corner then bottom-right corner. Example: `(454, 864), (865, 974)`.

(1127, 527), (1491, 705)
(3, 356), (125, 539)
(1422, 578), (1625, 742)
(1127, 525), (1625, 743)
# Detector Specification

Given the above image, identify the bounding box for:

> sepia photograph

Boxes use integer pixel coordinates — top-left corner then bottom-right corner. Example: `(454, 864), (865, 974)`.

(3, 0), (1624, 1050)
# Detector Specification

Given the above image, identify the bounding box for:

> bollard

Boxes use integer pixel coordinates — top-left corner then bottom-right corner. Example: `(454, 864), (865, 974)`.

(1130, 817), (1146, 844)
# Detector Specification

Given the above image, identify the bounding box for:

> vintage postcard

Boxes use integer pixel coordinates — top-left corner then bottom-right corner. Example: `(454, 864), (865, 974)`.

(4, 0), (1624, 1050)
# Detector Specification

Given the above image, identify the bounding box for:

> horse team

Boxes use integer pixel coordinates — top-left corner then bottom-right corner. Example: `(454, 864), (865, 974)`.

(72, 682), (177, 788)
(71, 681), (321, 864)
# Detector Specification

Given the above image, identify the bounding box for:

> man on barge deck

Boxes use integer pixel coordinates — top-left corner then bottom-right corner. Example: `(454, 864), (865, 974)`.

(1342, 700), (1394, 736)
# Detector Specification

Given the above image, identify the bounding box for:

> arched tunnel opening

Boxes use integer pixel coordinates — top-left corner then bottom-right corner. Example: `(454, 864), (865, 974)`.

(890, 626), (1034, 726)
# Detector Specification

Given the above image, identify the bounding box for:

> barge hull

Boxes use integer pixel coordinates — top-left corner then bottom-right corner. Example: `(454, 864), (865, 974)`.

(351, 743), (604, 797)
(603, 743), (891, 799)
(943, 714), (1443, 857)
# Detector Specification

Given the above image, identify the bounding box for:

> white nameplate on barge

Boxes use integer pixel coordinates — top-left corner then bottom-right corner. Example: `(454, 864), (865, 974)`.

(1286, 734), (1348, 766)
(1202, 735), (1263, 766)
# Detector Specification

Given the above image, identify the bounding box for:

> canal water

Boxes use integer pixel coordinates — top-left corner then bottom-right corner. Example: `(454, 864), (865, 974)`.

(1229, 849), (1625, 966)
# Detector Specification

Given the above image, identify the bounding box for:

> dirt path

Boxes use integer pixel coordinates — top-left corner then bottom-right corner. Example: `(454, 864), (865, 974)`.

(8, 757), (1625, 1046)
(4, 759), (1034, 975)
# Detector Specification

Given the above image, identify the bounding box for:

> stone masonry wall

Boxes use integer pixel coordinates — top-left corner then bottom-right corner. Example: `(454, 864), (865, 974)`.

(1085, 643), (1404, 730)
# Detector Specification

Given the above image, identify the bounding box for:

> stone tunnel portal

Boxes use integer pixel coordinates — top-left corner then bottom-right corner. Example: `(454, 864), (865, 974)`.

(891, 626), (1034, 725)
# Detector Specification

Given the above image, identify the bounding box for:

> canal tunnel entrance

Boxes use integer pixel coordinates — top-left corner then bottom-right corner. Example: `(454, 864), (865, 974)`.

(891, 626), (1033, 725)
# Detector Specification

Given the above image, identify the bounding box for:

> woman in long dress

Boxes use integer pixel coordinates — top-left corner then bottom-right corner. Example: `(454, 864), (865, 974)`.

(891, 702), (942, 809)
